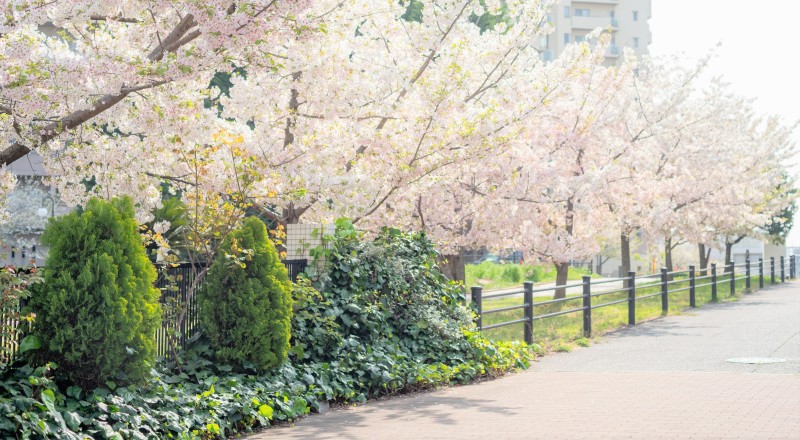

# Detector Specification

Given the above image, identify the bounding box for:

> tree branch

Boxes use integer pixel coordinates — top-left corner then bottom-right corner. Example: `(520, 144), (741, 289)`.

(89, 14), (141, 24)
(1, 12), (202, 166)
(347, 0), (474, 171)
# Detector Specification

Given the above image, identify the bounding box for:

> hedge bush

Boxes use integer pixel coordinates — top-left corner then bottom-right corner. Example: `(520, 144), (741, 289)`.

(198, 217), (292, 371)
(27, 197), (161, 388)
(316, 221), (474, 362)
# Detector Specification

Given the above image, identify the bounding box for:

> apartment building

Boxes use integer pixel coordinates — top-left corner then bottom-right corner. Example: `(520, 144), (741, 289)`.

(538, 0), (652, 65)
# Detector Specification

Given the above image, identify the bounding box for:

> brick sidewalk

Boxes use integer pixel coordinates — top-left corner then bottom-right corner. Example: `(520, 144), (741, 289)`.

(254, 371), (800, 440)
(250, 284), (800, 440)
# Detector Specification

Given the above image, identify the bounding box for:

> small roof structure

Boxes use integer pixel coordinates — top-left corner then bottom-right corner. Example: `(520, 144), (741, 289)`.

(6, 151), (46, 176)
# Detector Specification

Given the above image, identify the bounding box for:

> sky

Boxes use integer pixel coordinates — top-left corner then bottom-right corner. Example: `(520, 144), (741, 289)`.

(648, 1), (800, 246)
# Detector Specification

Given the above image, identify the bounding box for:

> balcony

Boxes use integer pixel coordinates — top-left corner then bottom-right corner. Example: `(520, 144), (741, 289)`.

(571, 16), (618, 30)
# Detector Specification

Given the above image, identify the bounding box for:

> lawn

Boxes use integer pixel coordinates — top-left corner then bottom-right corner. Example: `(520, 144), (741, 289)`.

(478, 273), (763, 352)
(465, 261), (599, 291)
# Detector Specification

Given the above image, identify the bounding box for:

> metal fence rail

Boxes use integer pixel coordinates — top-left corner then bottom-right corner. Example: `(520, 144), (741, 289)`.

(471, 256), (796, 345)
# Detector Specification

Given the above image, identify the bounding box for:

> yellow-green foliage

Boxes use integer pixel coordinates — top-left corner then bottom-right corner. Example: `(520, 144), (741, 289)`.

(28, 197), (161, 388)
(198, 217), (292, 371)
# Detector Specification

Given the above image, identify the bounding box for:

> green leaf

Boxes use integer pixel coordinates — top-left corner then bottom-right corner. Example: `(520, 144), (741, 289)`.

(291, 399), (308, 416)
(63, 411), (83, 430)
(40, 389), (56, 413)
(257, 404), (274, 419)
(200, 384), (215, 398)
(205, 423), (221, 435)
(66, 386), (82, 400)
(19, 335), (41, 354)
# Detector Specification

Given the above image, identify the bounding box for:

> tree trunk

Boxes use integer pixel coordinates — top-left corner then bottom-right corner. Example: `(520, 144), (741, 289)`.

(282, 201), (307, 225)
(723, 235), (744, 273)
(439, 251), (466, 286)
(664, 236), (673, 280)
(621, 232), (631, 288)
(596, 255), (609, 276)
(698, 243), (710, 276)
(554, 261), (570, 299)
(724, 242), (733, 273)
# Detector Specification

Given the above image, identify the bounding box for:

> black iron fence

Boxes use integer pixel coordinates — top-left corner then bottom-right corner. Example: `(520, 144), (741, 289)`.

(154, 263), (203, 358)
(283, 259), (309, 283)
(1, 259), (308, 362)
(154, 259), (307, 357)
(471, 256), (795, 345)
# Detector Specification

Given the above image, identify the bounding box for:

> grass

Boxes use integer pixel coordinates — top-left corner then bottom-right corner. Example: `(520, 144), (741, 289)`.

(465, 262), (599, 291)
(478, 274), (767, 352)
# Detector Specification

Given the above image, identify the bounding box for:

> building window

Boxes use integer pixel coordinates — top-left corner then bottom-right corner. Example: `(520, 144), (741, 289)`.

(633, 10), (639, 21)
(575, 35), (585, 43)
(564, 33), (570, 44)
(575, 8), (590, 17)
(564, 6), (570, 17)
(540, 36), (549, 48)
(633, 37), (639, 48)
(610, 10), (615, 18)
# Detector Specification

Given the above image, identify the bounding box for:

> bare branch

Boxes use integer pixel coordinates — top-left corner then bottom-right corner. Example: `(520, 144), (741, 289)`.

(89, 14), (141, 24)
(236, 0), (278, 31)
(143, 172), (194, 186)
(120, 79), (173, 94)
(147, 13), (197, 61)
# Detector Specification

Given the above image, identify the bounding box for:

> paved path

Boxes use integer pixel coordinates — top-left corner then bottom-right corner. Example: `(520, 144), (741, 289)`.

(253, 283), (800, 439)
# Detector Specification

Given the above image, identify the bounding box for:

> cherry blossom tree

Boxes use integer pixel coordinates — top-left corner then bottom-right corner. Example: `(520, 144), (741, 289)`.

(2, 0), (795, 298)
(602, 52), (711, 280)
(425, 33), (640, 297)
(630, 79), (796, 275)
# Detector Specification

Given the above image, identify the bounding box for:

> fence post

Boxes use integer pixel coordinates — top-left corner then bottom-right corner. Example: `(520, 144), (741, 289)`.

(729, 262), (735, 296)
(582, 276), (592, 338)
(759, 258), (764, 289)
(791, 255), (795, 279)
(689, 265), (696, 307)
(771, 257), (776, 284)
(781, 256), (785, 283)
(628, 271), (636, 326)
(711, 263), (717, 302)
(745, 259), (751, 291)
(471, 286), (483, 330)
(524, 281), (534, 345)
(660, 267), (669, 315)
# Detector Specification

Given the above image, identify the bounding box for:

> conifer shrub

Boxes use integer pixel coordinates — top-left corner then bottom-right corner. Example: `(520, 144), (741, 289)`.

(27, 197), (161, 388)
(198, 217), (292, 371)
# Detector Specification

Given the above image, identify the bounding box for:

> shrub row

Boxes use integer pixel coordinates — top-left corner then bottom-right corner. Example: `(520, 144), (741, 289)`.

(0, 200), (536, 438)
